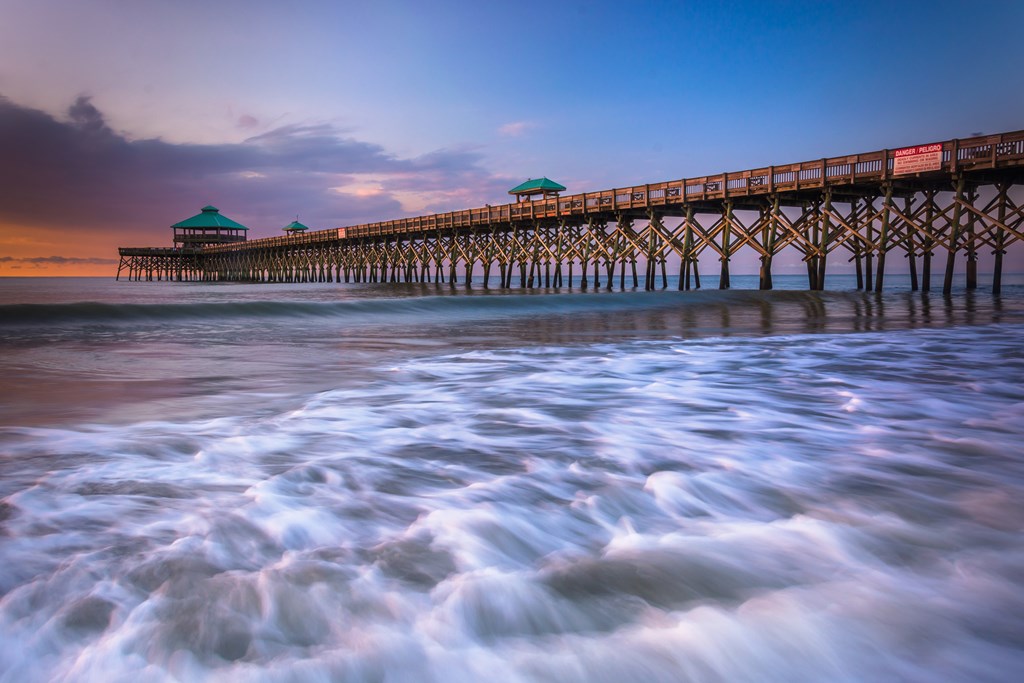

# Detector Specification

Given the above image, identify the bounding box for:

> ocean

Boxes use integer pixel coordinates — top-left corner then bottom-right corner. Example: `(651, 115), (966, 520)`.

(1, 275), (1023, 682)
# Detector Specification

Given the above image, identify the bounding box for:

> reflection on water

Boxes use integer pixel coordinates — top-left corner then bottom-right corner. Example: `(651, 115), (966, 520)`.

(2, 286), (1021, 428)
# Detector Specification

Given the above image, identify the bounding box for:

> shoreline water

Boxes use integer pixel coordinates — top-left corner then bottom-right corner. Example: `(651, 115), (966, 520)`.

(1, 277), (1023, 681)
(3, 281), (1022, 428)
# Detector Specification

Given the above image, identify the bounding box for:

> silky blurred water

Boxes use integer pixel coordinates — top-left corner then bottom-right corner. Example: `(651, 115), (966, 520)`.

(1, 276), (1023, 682)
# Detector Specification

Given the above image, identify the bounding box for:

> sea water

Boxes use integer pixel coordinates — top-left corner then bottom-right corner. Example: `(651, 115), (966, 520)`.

(1, 276), (1022, 682)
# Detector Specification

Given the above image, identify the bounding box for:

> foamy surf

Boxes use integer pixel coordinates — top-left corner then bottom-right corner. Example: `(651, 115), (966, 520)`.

(2, 314), (1023, 682)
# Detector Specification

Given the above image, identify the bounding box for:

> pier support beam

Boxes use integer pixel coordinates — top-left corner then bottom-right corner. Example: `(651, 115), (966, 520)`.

(719, 201), (732, 290)
(944, 175), (966, 296)
(875, 184), (893, 293)
(816, 191), (831, 291)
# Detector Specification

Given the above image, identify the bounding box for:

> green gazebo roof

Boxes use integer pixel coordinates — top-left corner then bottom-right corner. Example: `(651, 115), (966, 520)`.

(171, 205), (249, 230)
(508, 177), (566, 195)
(283, 220), (310, 232)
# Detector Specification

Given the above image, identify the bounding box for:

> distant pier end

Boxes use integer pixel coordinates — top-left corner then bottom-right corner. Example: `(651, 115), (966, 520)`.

(117, 206), (247, 282)
(172, 205), (248, 247)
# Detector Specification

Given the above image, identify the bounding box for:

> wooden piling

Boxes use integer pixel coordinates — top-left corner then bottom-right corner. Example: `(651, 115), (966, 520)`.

(944, 175), (966, 296)
(875, 184), (893, 293)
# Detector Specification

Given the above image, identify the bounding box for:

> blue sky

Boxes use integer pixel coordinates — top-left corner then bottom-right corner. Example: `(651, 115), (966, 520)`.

(1, 0), (1021, 274)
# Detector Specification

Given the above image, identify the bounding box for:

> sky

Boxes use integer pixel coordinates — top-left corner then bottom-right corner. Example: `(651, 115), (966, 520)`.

(1, 0), (1022, 276)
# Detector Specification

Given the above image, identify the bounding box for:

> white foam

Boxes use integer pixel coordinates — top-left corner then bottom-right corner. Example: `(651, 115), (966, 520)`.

(3, 323), (1024, 680)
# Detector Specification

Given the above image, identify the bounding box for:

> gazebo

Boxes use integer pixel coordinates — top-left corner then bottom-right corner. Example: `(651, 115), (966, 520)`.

(508, 177), (566, 203)
(282, 220), (310, 236)
(171, 206), (248, 247)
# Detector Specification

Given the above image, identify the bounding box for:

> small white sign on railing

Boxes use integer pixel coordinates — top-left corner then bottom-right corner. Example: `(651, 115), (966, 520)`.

(893, 143), (943, 175)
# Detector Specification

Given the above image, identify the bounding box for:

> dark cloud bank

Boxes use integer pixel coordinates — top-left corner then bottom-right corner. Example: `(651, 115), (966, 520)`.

(0, 95), (510, 247)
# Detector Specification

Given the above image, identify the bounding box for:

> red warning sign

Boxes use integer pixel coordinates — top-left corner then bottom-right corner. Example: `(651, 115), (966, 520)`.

(893, 143), (943, 175)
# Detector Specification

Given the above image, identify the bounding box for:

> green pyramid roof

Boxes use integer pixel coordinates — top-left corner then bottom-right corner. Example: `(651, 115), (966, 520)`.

(283, 220), (310, 232)
(508, 177), (566, 195)
(171, 205), (249, 230)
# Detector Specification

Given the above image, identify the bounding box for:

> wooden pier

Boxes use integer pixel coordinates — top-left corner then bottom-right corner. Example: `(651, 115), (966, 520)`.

(118, 131), (1024, 294)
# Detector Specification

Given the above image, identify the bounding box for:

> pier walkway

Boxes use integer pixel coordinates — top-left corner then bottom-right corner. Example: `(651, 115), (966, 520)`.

(117, 131), (1024, 294)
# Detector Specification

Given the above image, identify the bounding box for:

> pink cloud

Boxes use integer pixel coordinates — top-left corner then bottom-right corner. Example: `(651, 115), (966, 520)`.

(498, 121), (535, 137)
(237, 114), (259, 129)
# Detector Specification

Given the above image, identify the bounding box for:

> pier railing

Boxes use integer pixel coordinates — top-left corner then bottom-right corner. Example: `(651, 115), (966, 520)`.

(200, 130), (1024, 254)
